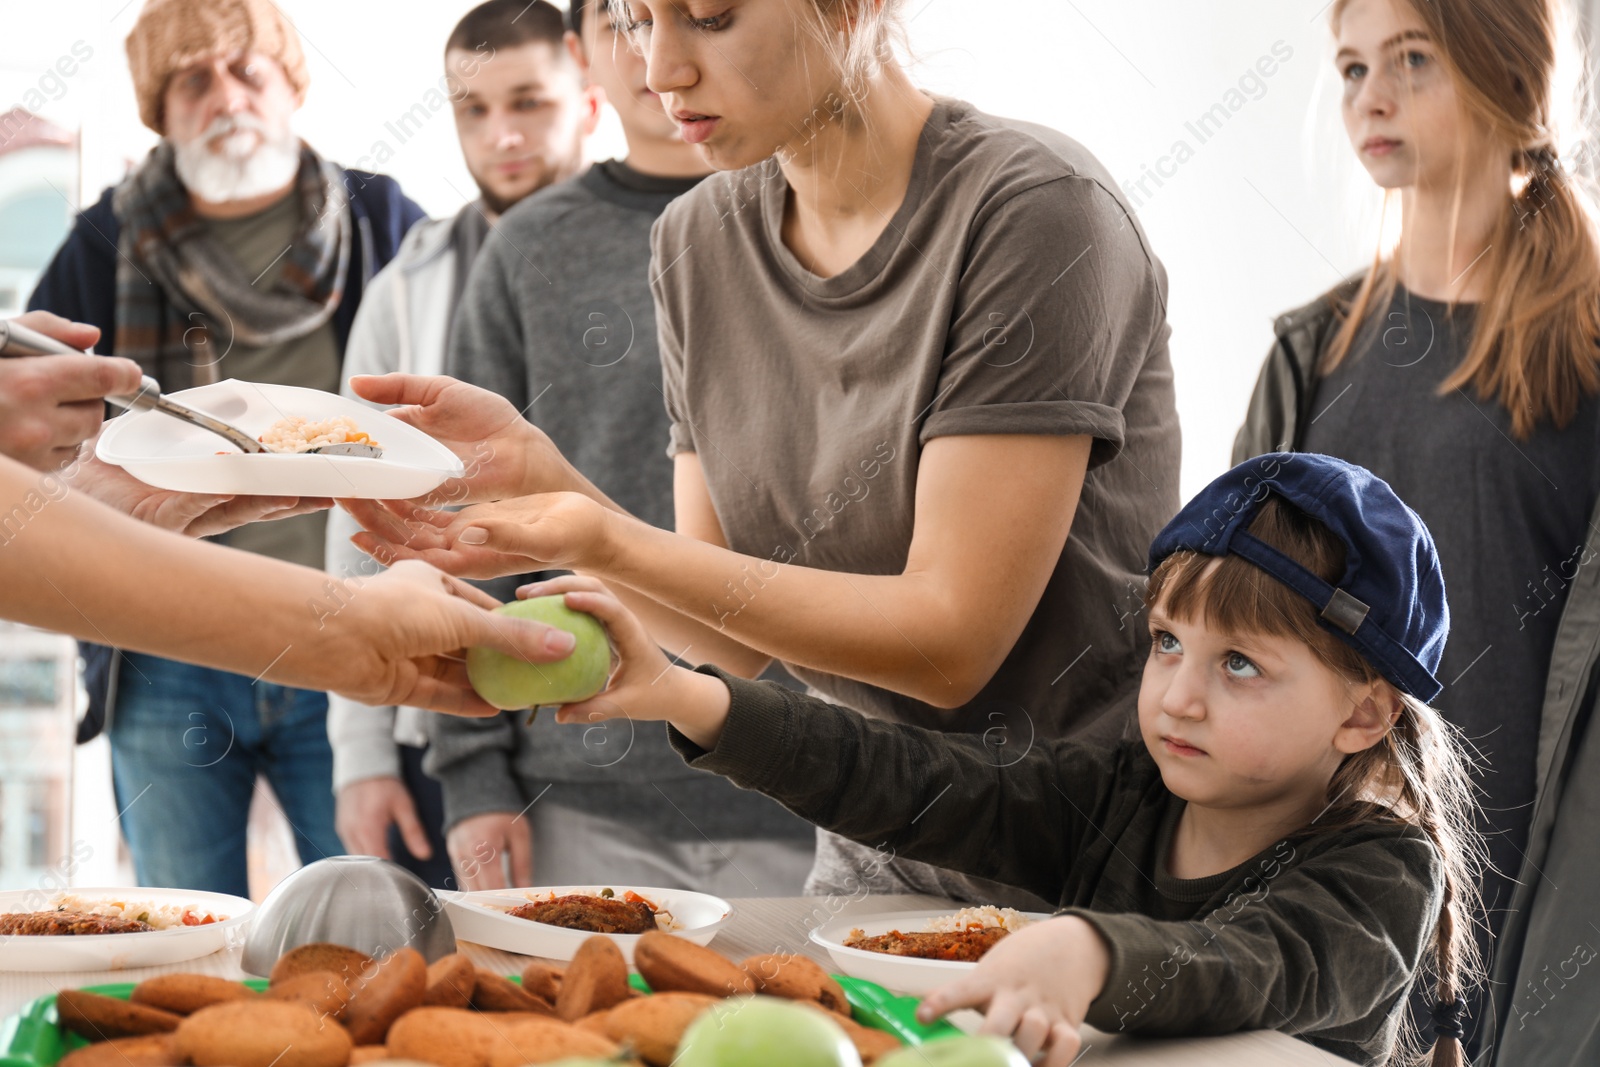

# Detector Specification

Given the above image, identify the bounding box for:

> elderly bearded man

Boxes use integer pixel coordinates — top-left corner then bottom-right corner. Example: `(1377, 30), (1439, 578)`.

(29, 0), (426, 894)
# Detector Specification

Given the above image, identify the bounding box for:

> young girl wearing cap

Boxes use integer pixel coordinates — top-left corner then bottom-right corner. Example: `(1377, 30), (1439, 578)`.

(518, 453), (1482, 1067)
(1235, 0), (1600, 1056)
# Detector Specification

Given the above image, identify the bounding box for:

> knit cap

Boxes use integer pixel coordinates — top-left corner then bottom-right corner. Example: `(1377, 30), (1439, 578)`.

(125, 0), (308, 134)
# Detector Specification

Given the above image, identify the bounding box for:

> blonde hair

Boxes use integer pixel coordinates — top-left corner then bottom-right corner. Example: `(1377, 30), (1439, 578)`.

(803, 0), (908, 94)
(1324, 0), (1600, 440)
(1147, 497), (1485, 1067)
(614, 0), (908, 101)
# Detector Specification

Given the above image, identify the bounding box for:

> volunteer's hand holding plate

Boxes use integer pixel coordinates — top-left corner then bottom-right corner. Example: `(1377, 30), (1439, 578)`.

(95, 379), (463, 499)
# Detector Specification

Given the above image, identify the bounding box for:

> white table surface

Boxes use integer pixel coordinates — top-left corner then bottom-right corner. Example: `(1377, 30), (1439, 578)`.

(0, 893), (1354, 1066)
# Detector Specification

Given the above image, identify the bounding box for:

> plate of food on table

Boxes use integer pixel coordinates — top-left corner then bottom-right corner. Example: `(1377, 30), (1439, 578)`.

(0, 887), (253, 971)
(439, 885), (734, 963)
(809, 907), (1054, 996)
(0, 929), (1028, 1067)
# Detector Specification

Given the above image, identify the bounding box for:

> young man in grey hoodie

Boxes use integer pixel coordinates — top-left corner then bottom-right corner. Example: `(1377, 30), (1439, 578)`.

(424, 0), (816, 893)
(325, 0), (598, 886)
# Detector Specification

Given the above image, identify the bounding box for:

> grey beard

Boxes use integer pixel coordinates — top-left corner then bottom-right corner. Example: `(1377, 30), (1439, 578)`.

(174, 129), (301, 204)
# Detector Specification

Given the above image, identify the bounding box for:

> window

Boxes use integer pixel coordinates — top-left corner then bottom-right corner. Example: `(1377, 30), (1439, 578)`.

(0, 659), (57, 707)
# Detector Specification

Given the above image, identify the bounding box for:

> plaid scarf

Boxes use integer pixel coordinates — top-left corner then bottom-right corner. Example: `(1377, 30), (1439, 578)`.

(111, 140), (351, 391)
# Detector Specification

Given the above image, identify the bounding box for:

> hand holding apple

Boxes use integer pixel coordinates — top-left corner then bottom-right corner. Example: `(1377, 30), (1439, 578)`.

(511, 574), (736, 751)
(466, 595), (613, 709)
(316, 560), (582, 717)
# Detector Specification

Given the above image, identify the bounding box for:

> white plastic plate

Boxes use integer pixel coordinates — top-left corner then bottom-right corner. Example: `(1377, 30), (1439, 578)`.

(440, 885), (733, 964)
(0, 887), (254, 971)
(95, 380), (463, 499)
(809, 909), (1054, 996)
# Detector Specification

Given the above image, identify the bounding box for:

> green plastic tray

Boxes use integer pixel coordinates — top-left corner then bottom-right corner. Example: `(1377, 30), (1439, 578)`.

(0, 972), (958, 1067)
(0, 980), (269, 1067)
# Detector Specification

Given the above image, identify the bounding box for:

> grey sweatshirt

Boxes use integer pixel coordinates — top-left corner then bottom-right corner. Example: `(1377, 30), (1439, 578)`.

(428, 161), (811, 843)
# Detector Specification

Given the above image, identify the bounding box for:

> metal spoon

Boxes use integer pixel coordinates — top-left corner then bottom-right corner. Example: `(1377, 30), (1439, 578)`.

(0, 319), (381, 458)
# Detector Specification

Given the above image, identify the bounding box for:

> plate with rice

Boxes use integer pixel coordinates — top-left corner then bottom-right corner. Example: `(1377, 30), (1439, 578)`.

(0, 887), (253, 971)
(96, 379), (464, 499)
(810, 906), (1054, 995)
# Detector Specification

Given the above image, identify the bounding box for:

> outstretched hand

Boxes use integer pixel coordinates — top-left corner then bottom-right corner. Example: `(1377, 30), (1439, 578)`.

(515, 574), (733, 751)
(916, 916), (1110, 1067)
(348, 373), (568, 506)
(70, 444), (331, 537)
(341, 491), (615, 581)
(316, 560), (582, 717)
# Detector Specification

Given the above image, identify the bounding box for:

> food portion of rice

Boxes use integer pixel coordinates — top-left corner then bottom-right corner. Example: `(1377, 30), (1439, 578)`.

(45, 894), (225, 931)
(922, 906), (1035, 934)
(258, 415), (377, 454)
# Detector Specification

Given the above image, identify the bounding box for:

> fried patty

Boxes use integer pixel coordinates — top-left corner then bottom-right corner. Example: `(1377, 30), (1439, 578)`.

(843, 927), (1009, 962)
(506, 894), (657, 935)
(0, 911), (153, 935)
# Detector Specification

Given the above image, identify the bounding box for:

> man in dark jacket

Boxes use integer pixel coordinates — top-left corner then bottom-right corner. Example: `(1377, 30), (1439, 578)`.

(28, 0), (425, 896)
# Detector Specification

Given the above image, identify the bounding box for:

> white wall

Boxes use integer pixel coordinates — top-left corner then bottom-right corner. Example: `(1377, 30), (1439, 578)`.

(1, 0), (1391, 498)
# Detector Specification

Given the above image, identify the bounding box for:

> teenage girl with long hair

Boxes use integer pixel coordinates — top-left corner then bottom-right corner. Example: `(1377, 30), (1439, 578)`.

(1235, 0), (1600, 1056)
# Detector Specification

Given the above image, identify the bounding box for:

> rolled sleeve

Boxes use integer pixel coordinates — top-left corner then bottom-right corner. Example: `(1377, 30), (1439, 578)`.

(921, 398), (1126, 446)
(666, 419), (696, 458)
(651, 217), (696, 458)
(923, 177), (1165, 469)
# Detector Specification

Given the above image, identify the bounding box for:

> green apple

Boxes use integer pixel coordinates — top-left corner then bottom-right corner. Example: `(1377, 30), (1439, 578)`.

(876, 1035), (1029, 1067)
(466, 595), (612, 710)
(676, 996), (862, 1067)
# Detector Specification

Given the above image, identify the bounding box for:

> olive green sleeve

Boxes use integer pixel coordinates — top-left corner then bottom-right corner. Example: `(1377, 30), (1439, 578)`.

(668, 665), (1124, 903)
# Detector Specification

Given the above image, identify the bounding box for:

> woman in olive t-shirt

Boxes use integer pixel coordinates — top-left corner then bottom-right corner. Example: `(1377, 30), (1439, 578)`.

(345, 0), (1180, 905)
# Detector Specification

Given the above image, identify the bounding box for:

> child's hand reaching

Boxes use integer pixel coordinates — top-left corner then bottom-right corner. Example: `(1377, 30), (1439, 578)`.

(518, 575), (735, 750)
(917, 916), (1111, 1067)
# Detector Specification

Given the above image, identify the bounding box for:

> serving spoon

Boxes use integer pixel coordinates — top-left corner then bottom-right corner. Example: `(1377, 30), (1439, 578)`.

(0, 319), (381, 458)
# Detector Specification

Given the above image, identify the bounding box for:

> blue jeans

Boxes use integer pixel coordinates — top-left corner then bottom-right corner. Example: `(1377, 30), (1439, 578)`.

(110, 652), (343, 896)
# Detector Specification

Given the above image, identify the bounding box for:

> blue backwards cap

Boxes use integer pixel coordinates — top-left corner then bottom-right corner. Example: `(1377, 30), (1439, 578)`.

(1147, 453), (1449, 702)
